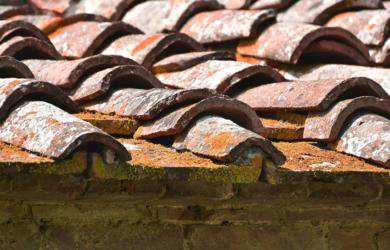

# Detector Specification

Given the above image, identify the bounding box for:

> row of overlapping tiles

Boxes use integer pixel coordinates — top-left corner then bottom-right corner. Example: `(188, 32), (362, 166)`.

(0, 0), (388, 168)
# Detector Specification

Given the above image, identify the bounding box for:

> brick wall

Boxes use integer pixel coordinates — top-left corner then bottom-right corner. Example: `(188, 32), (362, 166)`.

(0, 175), (389, 249)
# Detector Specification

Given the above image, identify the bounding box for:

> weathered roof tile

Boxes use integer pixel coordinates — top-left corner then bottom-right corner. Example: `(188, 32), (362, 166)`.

(237, 22), (370, 65)
(49, 21), (142, 58)
(157, 60), (284, 94)
(101, 33), (203, 68)
(278, 0), (382, 25)
(134, 96), (263, 139)
(304, 97), (390, 141)
(236, 77), (388, 112)
(181, 9), (275, 43)
(173, 115), (285, 164)
(330, 113), (390, 167)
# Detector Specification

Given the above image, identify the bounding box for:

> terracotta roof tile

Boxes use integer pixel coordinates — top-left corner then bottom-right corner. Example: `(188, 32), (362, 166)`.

(181, 9), (275, 43)
(69, 64), (163, 104)
(23, 54), (136, 89)
(68, 0), (138, 21)
(235, 77), (388, 111)
(237, 22), (370, 65)
(173, 115), (285, 164)
(250, 0), (293, 10)
(101, 33), (203, 68)
(84, 88), (215, 120)
(156, 60), (284, 93)
(216, 0), (253, 9)
(0, 100), (130, 160)
(330, 112), (390, 167)
(277, 0), (382, 25)
(0, 4), (33, 19)
(152, 51), (236, 73)
(297, 64), (390, 94)
(134, 95), (263, 139)
(0, 56), (33, 78)
(48, 21), (141, 58)
(28, 0), (71, 14)
(303, 96), (390, 141)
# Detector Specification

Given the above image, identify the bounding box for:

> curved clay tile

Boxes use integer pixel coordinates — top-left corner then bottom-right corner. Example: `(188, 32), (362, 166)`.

(369, 39), (390, 66)
(122, 1), (171, 34)
(0, 78), (79, 121)
(235, 77), (388, 112)
(0, 36), (63, 60)
(326, 10), (390, 47)
(8, 14), (63, 34)
(304, 97), (390, 142)
(250, 0), (293, 10)
(0, 100), (130, 161)
(23, 55), (136, 89)
(0, 4), (32, 19)
(181, 9), (275, 43)
(237, 22), (370, 65)
(152, 51), (235, 73)
(330, 113), (390, 167)
(101, 33), (203, 69)
(278, 0), (382, 25)
(134, 96), (263, 139)
(68, 0), (138, 21)
(298, 64), (390, 95)
(163, 0), (223, 32)
(84, 88), (215, 120)
(156, 60), (285, 94)
(28, 0), (71, 14)
(69, 65), (163, 104)
(216, 0), (253, 9)
(49, 21), (142, 58)
(0, 56), (33, 78)
(0, 20), (52, 44)
(173, 115), (285, 164)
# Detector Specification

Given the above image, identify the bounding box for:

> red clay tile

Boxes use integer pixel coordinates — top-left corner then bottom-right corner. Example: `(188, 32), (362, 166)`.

(278, 0), (382, 25)
(369, 39), (390, 66)
(0, 36), (62, 59)
(235, 78), (388, 112)
(68, 0), (138, 20)
(181, 9), (275, 43)
(84, 88), (215, 120)
(326, 10), (390, 47)
(0, 78), (79, 121)
(28, 0), (71, 14)
(237, 22), (370, 65)
(23, 55), (136, 89)
(101, 33), (203, 68)
(134, 96), (263, 139)
(152, 51), (236, 73)
(49, 21), (141, 58)
(0, 20), (52, 44)
(330, 113), (390, 167)
(0, 56), (33, 78)
(8, 14), (63, 34)
(304, 97), (390, 141)
(217, 0), (253, 9)
(173, 115), (285, 164)
(250, 0), (293, 10)
(69, 65), (163, 104)
(0, 100), (130, 160)
(298, 64), (390, 94)
(121, 1), (171, 34)
(157, 60), (284, 94)
(0, 4), (33, 19)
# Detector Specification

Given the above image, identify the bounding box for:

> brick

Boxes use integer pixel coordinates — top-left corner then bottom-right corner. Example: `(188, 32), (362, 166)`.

(0, 222), (40, 250)
(237, 183), (308, 199)
(165, 181), (234, 198)
(189, 225), (325, 250)
(377, 231), (390, 250)
(328, 229), (375, 250)
(41, 223), (184, 250)
(0, 201), (28, 223)
(308, 183), (382, 200)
